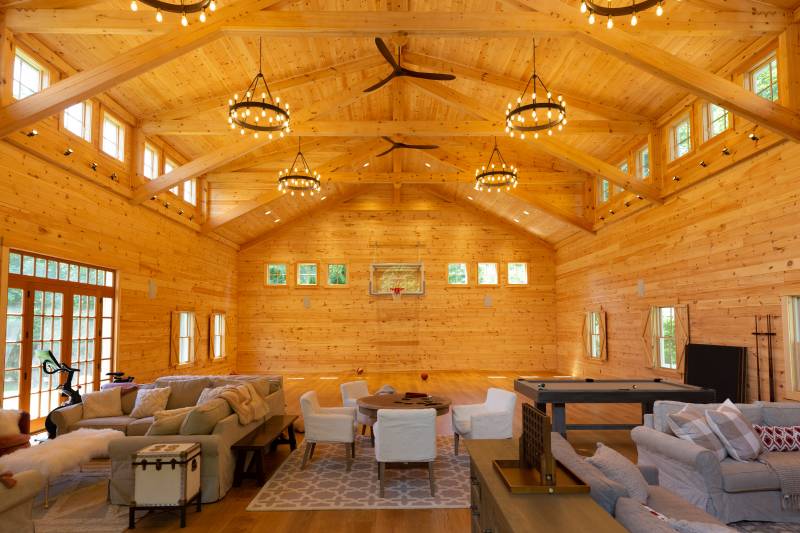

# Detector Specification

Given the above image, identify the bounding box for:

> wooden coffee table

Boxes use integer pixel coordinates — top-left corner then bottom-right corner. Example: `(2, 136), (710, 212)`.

(232, 414), (298, 486)
(357, 394), (451, 419)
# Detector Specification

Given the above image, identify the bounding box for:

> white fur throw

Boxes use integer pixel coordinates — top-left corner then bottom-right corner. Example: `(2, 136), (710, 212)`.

(199, 383), (268, 425)
(0, 410), (21, 437)
(0, 428), (124, 478)
(82, 387), (123, 419)
(130, 387), (171, 418)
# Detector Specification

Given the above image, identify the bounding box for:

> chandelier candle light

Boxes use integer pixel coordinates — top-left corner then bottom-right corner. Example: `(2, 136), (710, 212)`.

(129, 0), (216, 26)
(228, 38), (290, 140)
(506, 40), (566, 140)
(277, 139), (321, 197)
(579, 0), (664, 28)
(475, 139), (519, 193)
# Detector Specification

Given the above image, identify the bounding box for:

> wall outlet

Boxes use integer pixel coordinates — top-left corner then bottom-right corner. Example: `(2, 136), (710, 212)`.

(637, 279), (645, 297)
(484, 295), (493, 308)
(303, 296), (311, 309)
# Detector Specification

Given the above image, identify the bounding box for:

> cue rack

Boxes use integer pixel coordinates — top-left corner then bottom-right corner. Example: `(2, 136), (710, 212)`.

(752, 315), (777, 402)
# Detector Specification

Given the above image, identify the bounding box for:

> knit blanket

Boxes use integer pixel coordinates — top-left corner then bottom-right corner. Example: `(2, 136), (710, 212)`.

(204, 383), (268, 425)
(761, 452), (800, 510)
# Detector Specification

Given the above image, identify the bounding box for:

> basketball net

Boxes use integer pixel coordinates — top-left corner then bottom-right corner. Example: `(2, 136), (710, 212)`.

(390, 287), (404, 301)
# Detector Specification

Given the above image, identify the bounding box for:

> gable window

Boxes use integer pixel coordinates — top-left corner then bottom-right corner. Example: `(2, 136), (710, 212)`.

(165, 159), (179, 195)
(266, 263), (287, 286)
(669, 115), (692, 161)
(171, 311), (196, 366)
(447, 263), (468, 285)
(598, 178), (610, 204)
(749, 55), (778, 102)
(703, 104), (729, 141)
(327, 263), (348, 286)
(297, 263), (318, 286)
(183, 179), (197, 206)
(477, 262), (498, 285)
(12, 49), (48, 100)
(210, 312), (226, 360)
(583, 310), (607, 361)
(63, 101), (92, 142)
(784, 297), (800, 399)
(636, 145), (650, 180)
(507, 262), (528, 285)
(102, 114), (125, 162)
(143, 143), (159, 180)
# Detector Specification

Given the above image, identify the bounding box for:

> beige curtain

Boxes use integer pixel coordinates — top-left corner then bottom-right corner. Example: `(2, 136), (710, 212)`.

(675, 305), (690, 375)
(193, 312), (202, 365)
(169, 311), (181, 368)
(641, 307), (657, 368)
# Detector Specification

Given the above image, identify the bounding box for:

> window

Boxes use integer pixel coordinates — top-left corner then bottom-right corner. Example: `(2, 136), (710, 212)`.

(669, 116), (692, 161)
(63, 101), (92, 142)
(211, 312), (226, 360)
(749, 55), (778, 102)
(584, 310), (606, 360)
(654, 306), (677, 369)
(165, 159), (179, 195)
(447, 263), (468, 285)
(618, 160), (629, 174)
(143, 143), (159, 180)
(12, 49), (48, 100)
(297, 263), (318, 286)
(173, 311), (196, 365)
(598, 178), (610, 204)
(636, 146), (650, 180)
(507, 262), (528, 285)
(327, 263), (348, 286)
(477, 262), (498, 285)
(266, 263), (287, 286)
(703, 103), (729, 141)
(102, 114), (125, 161)
(183, 179), (197, 206)
(784, 297), (800, 398)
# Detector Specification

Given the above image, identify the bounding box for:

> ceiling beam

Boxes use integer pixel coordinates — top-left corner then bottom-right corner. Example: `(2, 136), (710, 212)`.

(201, 190), (283, 232)
(528, 0), (800, 142)
(206, 169), (585, 184)
(141, 119), (651, 136)
(508, 189), (595, 234)
(0, 0), (282, 139)
(3, 9), (786, 36)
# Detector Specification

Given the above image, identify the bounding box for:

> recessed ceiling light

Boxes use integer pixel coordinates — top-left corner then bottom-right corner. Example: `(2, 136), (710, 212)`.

(274, 218), (281, 223)
(523, 210), (530, 215)
(424, 162), (431, 168)
(363, 162), (370, 167)
(467, 195), (474, 200)
(513, 218), (520, 223)
(320, 196), (327, 201)
(264, 210), (272, 215)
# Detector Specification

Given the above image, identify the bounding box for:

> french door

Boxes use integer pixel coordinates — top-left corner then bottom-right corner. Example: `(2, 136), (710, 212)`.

(3, 250), (115, 425)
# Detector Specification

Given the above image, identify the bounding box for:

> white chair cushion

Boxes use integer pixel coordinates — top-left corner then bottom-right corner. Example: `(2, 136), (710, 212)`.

(374, 408), (436, 463)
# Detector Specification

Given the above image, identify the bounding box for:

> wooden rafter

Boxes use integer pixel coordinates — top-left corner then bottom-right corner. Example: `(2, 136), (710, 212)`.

(0, 0), (282, 139)
(207, 170), (585, 185)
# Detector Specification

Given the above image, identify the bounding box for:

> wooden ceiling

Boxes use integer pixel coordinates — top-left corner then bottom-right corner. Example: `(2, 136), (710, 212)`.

(2, 0), (798, 245)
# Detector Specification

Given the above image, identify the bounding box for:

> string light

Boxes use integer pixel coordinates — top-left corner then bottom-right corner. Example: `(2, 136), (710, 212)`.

(475, 138), (519, 193)
(579, 0), (665, 28)
(277, 138), (321, 197)
(131, 0), (214, 25)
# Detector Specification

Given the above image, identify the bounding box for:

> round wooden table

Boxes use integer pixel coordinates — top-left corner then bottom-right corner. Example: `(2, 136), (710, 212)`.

(357, 393), (452, 418)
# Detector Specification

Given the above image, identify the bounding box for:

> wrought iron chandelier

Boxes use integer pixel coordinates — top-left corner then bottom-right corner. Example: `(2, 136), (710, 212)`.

(129, 0), (216, 26)
(277, 139), (321, 197)
(505, 40), (566, 140)
(475, 139), (518, 193)
(579, 0), (664, 28)
(228, 38), (290, 140)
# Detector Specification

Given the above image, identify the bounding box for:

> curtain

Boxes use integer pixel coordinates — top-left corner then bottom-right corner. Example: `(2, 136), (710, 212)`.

(641, 307), (657, 368)
(169, 311), (181, 368)
(675, 305), (690, 375)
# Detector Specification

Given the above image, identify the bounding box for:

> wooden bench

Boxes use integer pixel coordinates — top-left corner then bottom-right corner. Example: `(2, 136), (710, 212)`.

(232, 414), (298, 486)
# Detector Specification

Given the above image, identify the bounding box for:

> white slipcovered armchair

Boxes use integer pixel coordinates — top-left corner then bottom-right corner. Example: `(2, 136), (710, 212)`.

(374, 408), (437, 497)
(340, 380), (375, 438)
(299, 390), (357, 471)
(451, 387), (517, 455)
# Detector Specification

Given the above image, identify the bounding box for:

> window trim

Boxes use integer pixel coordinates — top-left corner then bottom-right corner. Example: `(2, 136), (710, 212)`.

(783, 296), (800, 401)
(506, 262), (529, 286)
(12, 46), (50, 101)
(325, 262), (349, 287)
(702, 102), (730, 143)
(173, 310), (196, 367)
(746, 53), (779, 103)
(597, 177), (611, 205)
(264, 262), (289, 287)
(584, 309), (607, 362)
(669, 114), (693, 162)
(476, 262), (500, 287)
(143, 142), (160, 180)
(182, 178), (197, 206)
(446, 262), (469, 286)
(210, 311), (226, 361)
(653, 306), (678, 371)
(61, 100), (93, 144)
(101, 111), (126, 163)
(635, 144), (650, 181)
(296, 262), (319, 287)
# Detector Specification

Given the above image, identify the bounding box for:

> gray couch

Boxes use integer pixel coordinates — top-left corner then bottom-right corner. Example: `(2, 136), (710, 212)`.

(0, 469), (44, 533)
(633, 400), (800, 524)
(53, 374), (285, 504)
(552, 432), (730, 533)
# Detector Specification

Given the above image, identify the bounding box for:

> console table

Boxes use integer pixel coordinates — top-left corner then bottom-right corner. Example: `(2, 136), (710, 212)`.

(232, 414), (298, 486)
(465, 439), (626, 533)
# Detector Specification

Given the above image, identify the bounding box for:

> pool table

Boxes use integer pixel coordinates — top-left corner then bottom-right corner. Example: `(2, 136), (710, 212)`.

(514, 378), (715, 436)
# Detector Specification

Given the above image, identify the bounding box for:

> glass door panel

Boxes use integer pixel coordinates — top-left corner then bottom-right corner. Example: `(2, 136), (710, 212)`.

(30, 290), (64, 420)
(72, 294), (97, 393)
(3, 288), (24, 410)
(100, 297), (114, 385)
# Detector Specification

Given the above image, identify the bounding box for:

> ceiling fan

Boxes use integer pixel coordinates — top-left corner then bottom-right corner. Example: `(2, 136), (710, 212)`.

(377, 137), (439, 157)
(364, 37), (456, 93)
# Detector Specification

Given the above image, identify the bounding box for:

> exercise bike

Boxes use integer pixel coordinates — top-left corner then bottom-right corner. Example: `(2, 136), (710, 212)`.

(39, 350), (81, 439)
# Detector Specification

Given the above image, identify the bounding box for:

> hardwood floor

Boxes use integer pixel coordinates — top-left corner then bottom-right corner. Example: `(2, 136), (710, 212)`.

(129, 370), (642, 532)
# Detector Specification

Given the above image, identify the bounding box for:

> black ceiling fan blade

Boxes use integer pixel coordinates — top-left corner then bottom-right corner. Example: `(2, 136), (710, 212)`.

(376, 146), (396, 157)
(401, 69), (456, 81)
(363, 74), (396, 93)
(374, 38), (400, 69)
(405, 144), (440, 150)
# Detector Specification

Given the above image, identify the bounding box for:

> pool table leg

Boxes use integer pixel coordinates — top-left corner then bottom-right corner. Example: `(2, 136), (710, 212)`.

(642, 401), (655, 425)
(535, 402), (547, 415)
(552, 403), (567, 437)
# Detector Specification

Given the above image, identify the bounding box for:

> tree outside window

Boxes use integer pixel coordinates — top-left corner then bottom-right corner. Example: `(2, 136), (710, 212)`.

(266, 263), (287, 286)
(447, 263), (468, 285)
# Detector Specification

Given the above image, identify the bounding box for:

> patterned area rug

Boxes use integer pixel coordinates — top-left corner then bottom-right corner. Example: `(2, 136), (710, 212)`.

(247, 435), (470, 511)
(733, 522), (800, 532)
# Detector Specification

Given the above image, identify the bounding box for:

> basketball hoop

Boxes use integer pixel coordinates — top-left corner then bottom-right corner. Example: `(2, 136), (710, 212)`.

(390, 287), (404, 301)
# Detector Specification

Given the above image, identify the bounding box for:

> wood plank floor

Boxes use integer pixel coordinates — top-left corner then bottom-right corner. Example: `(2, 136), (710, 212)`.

(129, 370), (642, 532)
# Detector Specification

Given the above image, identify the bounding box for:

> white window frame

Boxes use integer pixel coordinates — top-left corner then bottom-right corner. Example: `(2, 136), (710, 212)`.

(669, 115), (692, 161)
(296, 262), (318, 286)
(143, 143), (160, 180)
(447, 263), (468, 285)
(211, 312), (226, 360)
(507, 262), (528, 285)
(783, 296), (800, 400)
(177, 311), (195, 365)
(12, 48), (49, 100)
(635, 145), (650, 180)
(477, 262), (499, 286)
(63, 101), (92, 142)
(598, 178), (610, 204)
(653, 306), (677, 370)
(748, 54), (779, 102)
(165, 159), (179, 195)
(183, 178), (197, 206)
(588, 311), (602, 359)
(101, 113), (125, 162)
(703, 103), (730, 142)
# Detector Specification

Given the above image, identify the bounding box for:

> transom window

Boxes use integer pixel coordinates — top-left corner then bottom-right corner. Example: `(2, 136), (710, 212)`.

(297, 263), (318, 286)
(9, 251), (114, 287)
(636, 145), (650, 180)
(598, 178), (610, 204)
(507, 262), (528, 285)
(749, 55), (778, 102)
(63, 101), (92, 142)
(670, 116), (692, 161)
(327, 263), (348, 286)
(447, 263), (468, 285)
(703, 103), (729, 141)
(183, 179), (197, 206)
(211, 312), (226, 360)
(654, 306), (677, 370)
(166, 159), (179, 195)
(477, 263), (498, 285)
(102, 114), (125, 162)
(12, 49), (48, 100)
(143, 143), (159, 180)
(266, 263), (287, 286)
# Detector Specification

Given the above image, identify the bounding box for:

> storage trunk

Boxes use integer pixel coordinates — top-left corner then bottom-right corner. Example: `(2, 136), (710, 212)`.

(132, 442), (201, 507)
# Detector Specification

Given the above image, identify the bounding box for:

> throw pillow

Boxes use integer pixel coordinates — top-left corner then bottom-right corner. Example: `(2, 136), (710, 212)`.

(705, 401), (761, 461)
(0, 411), (21, 437)
(82, 387), (123, 419)
(753, 425), (800, 452)
(130, 387), (171, 419)
(179, 398), (232, 435)
(160, 378), (212, 410)
(586, 442), (649, 504)
(667, 406), (727, 461)
(145, 407), (194, 436)
(196, 386), (226, 405)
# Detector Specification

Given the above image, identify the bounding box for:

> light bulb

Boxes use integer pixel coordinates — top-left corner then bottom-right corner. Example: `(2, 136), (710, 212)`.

(155, 9), (163, 22)
(588, 12), (596, 24)
(580, 1), (587, 12)
(209, 0), (216, 10)
(630, 13), (638, 25)
(199, 9), (207, 22)
(130, 0), (138, 11)
(181, 13), (188, 26)
(606, 15), (613, 28)
(656, 2), (663, 15)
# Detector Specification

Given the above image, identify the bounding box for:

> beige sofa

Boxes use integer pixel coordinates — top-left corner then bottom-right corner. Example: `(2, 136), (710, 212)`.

(53, 375), (285, 504)
(0, 469), (45, 533)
